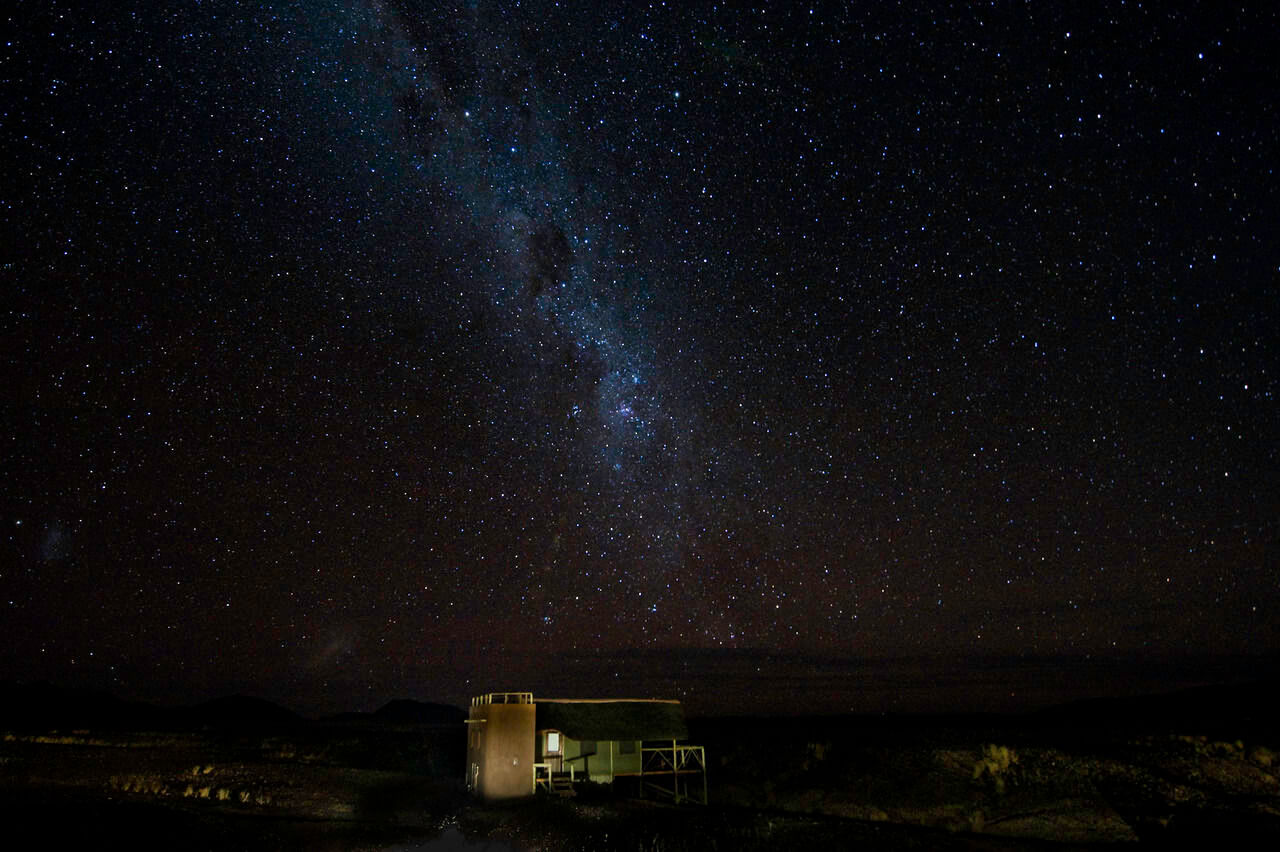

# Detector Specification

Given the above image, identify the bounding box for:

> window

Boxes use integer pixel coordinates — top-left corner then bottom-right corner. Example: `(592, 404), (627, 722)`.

(580, 740), (597, 756)
(619, 740), (636, 755)
(546, 731), (560, 754)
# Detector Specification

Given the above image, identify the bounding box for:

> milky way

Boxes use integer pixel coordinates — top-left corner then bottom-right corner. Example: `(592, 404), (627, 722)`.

(2, 0), (1276, 714)
(368, 3), (706, 611)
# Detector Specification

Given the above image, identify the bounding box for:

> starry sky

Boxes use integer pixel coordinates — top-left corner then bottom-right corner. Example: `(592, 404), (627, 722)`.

(3, 1), (1277, 717)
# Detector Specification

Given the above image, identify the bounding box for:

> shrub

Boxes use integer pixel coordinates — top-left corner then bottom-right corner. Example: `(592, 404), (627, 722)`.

(972, 744), (1019, 794)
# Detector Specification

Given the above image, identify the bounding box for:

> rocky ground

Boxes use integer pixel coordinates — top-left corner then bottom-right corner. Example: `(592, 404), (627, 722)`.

(688, 711), (1280, 848)
(2, 685), (1279, 849)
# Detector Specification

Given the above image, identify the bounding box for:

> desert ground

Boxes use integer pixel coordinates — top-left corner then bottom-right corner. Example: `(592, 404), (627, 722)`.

(2, 682), (1278, 850)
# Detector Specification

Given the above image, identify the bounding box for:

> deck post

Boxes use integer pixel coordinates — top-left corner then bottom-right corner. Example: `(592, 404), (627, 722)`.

(674, 740), (681, 804)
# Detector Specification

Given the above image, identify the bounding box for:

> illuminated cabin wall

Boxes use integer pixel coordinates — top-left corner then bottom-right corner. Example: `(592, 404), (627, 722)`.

(469, 701), (535, 799)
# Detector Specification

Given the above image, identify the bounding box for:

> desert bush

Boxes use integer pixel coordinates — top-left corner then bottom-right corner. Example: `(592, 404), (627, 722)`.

(108, 773), (170, 797)
(5, 732), (111, 746)
(178, 778), (272, 808)
(1208, 740), (1244, 759)
(972, 744), (1019, 794)
(260, 737), (298, 760)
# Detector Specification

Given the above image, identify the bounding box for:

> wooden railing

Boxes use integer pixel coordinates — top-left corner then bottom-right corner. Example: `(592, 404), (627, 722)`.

(471, 692), (533, 706)
(533, 762), (575, 793)
(641, 742), (707, 804)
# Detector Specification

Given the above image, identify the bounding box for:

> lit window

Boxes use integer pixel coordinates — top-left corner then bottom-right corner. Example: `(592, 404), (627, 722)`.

(546, 731), (560, 754)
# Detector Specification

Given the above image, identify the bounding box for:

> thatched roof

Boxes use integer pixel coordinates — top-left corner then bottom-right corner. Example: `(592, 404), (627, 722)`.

(535, 699), (688, 741)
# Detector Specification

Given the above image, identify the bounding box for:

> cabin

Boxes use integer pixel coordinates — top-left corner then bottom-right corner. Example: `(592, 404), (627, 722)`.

(465, 692), (706, 803)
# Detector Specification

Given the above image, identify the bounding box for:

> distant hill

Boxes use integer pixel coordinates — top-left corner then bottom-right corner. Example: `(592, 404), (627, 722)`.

(1031, 678), (1280, 738)
(178, 694), (304, 729)
(0, 683), (457, 732)
(0, 681), (165, 731)
(322, 699), (466, 726)
(373, 698), (465, 725)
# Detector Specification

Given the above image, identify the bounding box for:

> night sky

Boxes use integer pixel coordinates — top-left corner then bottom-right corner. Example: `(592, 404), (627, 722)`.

(3, 1), (1277, 717)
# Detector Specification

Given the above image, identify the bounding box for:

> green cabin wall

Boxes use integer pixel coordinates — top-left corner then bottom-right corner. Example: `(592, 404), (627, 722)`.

(538, 731), (643, 781)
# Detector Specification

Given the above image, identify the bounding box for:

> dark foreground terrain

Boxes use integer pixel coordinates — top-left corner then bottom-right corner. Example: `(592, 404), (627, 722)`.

(2, 682), (1278, 850)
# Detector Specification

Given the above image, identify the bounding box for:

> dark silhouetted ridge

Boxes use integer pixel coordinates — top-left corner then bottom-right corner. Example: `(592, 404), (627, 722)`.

(1031, 678), (1280, 738)
(372, 698), (465, 725)
(179, 694), (303, 729)
(0, 681), (164, 731)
